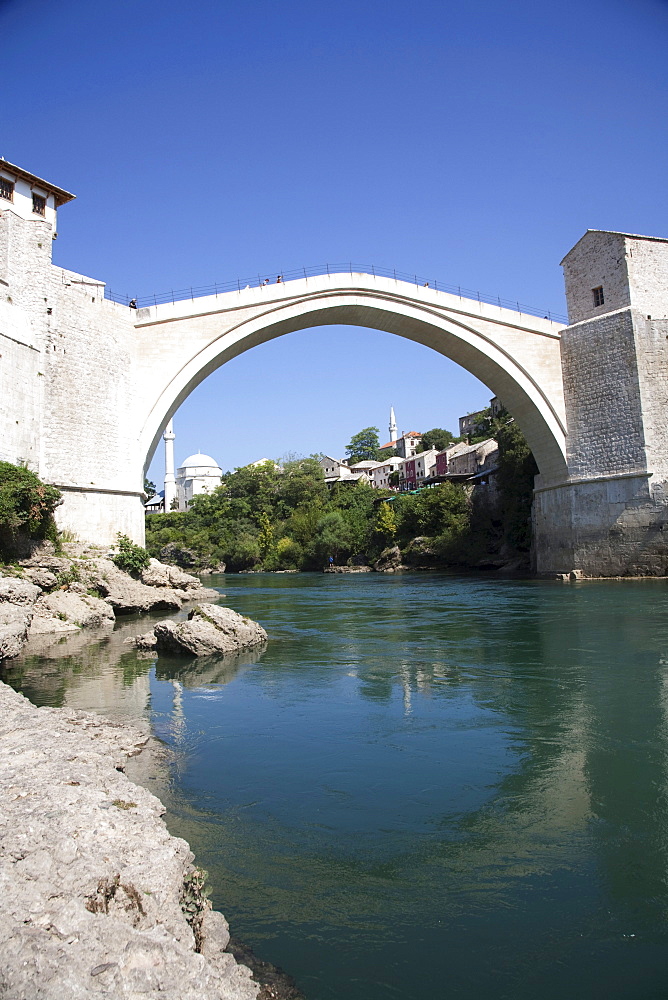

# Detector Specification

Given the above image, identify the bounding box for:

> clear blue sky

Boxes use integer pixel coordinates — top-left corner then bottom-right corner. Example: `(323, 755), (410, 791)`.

(4, 0), (667, 482)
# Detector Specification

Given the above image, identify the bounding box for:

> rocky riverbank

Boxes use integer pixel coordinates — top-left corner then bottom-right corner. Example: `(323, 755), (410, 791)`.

(0, 541), (220, 661)
(0, 679), (260, 999)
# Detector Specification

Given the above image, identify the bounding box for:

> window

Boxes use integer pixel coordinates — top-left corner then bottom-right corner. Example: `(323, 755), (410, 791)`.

(0, 177), (14, 202)
(32, 193), (46, 216)
(592, 285), (604, 308)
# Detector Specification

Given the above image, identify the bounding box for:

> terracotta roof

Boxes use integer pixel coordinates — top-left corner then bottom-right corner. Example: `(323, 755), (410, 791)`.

(379, 431), (422, 449)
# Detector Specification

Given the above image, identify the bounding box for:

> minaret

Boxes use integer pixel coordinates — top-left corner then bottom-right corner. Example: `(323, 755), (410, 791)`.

(163, 420), (176, 512)
(389, 406), (398, 443)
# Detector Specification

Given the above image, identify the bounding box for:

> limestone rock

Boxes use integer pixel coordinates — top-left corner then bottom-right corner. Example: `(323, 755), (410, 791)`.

(323, 565), (371, 573)
(127, 629), (158, 651)
(403, 536), (437, 566)
(154, 605), (267, 657)
(32, 590), (115, 631)
(0, 577), (41, 605)
(140, 560), (220, 602)
(0, 603), (34, 659)
(0, 680), (259, 1000)
(373, 545), (403, 572)
(81, 558), (183, 614)
(17, 540), (71, 573)
(23, 566), (58, 590)
(141, 558), (200, 591)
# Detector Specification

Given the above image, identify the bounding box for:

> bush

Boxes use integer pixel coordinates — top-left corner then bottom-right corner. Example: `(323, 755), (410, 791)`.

(274, 536), (304, 569)
(0, 461), (62, 558)
(112, 533), (151, 576)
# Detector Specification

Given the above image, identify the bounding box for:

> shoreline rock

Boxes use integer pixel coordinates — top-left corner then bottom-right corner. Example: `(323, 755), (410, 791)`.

(0, 680), (259, 999)
(130, 604), (268, 658)
(0, 546), (223, 661)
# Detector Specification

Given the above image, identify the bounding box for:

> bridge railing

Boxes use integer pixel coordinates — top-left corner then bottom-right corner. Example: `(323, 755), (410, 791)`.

(104, 262), (568, 324)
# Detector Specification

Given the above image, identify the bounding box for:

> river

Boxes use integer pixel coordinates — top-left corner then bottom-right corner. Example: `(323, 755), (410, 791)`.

(3, 571), (668, 999)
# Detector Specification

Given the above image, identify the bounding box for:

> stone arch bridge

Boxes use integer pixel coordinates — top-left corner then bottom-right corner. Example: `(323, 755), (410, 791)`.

(134, 273), (568, 487)
(1, 174), (667, 575)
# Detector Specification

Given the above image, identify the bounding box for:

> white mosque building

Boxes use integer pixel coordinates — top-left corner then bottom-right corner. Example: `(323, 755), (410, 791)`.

(145, 421), (223, 512)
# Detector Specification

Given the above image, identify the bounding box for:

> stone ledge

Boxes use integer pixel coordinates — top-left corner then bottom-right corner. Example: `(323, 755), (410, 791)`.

(0, 681), (259, 1000)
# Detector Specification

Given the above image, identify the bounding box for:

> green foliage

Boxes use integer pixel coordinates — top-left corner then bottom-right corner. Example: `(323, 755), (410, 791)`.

(55, 563), (82, 588)
(495, 420), (538, 552)
(145, 420), (539, 573)
(345, 426), (380, 463)
(314, 510), (351, 563)
(375, 502), (397, 543)
(112, 533), (151, 576)
(467, 405), (510, 444)
(144, 477), (157, 497)
(395, 482), (470, 544)
(274, 536), (304, 569)
(419, 428), (456, 452)
(258, 512), (274, 559)
(0, 461), (62, 558)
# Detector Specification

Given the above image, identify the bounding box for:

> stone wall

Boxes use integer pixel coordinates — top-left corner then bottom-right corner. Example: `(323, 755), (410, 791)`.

(562, 231), (631, 324)
(560, 308), (647, 480)
(535, 305), (668, 575)
(534, 474), (668, 576)
(0, 205), (145, 545)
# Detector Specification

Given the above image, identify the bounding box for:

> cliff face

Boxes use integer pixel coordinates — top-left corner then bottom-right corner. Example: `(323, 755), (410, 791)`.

(0, 681), (259, 1000)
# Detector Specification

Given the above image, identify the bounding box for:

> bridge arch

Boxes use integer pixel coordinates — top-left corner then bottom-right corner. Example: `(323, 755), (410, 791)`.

(134, 274), (567, 483)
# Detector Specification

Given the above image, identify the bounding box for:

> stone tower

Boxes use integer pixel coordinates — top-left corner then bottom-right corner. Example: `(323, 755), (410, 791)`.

(533, 230), (668, 575)
(0, 159), (142, 543)
(389, 406), (398, 444)
(163, 420), (176, 511)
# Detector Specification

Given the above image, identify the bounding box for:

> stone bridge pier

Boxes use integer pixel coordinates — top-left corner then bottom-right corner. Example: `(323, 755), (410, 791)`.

(1, 160), (667, 575)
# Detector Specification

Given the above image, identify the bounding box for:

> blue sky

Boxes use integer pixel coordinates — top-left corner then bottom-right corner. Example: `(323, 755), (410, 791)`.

(3, 0), (667, 482)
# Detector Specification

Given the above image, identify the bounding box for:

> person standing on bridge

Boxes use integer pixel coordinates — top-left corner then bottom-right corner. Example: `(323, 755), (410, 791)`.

(129, 298), (137, 309)
(276, 275), (283, 283)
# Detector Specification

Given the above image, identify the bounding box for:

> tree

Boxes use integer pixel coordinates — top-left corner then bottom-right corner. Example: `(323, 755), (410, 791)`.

(468, 405), (510, 444)
(314, 510), (351, 563)
(375, 502), (397, 544)
(276, 458), (327, 516)
(0, 461), (62, 557)
(345, 427), (380, 463)
(144, 477), (157, 497)
(395, 482), (470, 541)
(329, 479), (376, 555)
(495, 420), (538, 552)
(419, 428), (455, 453)
(258, 511), (274, 559)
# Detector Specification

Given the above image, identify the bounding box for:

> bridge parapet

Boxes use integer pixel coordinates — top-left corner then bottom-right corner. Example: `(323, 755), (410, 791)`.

(108, 263), (568, 324)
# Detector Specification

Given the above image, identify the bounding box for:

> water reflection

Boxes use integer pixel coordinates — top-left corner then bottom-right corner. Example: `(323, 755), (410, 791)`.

(3, 574), (668, 999)
(155, 645), (266, 687)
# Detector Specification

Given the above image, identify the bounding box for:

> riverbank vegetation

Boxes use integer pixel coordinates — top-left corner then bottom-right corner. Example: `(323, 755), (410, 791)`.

(146, 421), (537, 573)
(0, 463), (62, 560)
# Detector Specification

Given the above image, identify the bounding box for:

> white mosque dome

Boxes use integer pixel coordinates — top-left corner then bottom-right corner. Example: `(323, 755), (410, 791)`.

(179, 453), (221, 470)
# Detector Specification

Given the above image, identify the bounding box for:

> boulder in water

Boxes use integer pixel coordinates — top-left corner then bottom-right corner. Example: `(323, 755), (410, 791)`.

(154, 605), (267, 657)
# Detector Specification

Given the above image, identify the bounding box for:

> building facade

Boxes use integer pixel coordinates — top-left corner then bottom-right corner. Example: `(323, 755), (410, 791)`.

(174, 453), (223, 510)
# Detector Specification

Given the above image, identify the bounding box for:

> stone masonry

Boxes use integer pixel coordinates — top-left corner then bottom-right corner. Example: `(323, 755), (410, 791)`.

(533, 232), (668, 575)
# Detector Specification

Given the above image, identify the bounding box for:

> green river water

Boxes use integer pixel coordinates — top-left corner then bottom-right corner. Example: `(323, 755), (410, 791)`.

(3, 571), (668, 999)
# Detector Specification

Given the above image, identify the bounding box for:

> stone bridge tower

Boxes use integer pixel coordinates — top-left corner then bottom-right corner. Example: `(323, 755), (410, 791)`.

(533, 231), (668, 574)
